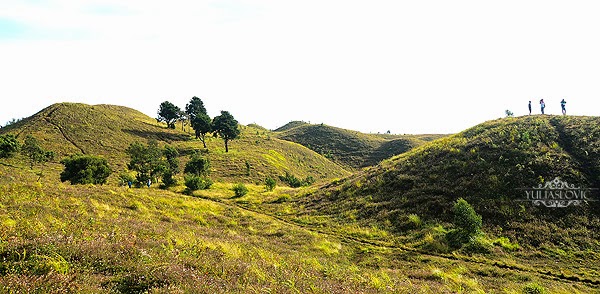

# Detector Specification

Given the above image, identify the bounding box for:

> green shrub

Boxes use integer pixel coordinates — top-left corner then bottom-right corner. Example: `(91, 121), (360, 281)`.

(161, 170), (177, 189)
(184, 175), (212, 192)
(60, 154), (112, 185)
(119, 172), (136, 185)
(0, 134), (20, 158)
(232, 183), (248, 197)
(279, 172), (315, 188)
(265, 176), (276, 191)
(184, 154), (210, 176)
(462, 234), (492, 254)
(522, 282), (546, 294)
(279, 172), (302, 187)
(446, 198), (482, 248)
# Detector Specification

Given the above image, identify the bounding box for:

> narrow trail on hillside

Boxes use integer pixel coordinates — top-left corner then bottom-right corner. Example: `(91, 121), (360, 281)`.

(44, 108), (86, 155)
(192, 193), (600, 287)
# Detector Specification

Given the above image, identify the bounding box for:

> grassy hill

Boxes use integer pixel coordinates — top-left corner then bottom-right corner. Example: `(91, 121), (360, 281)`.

(245, 115), (600, 290)
(0, 103), (349, 183)
(289, 115), (600, 244)
(275, 122), (445, 169)
(2, 105), (599, 292)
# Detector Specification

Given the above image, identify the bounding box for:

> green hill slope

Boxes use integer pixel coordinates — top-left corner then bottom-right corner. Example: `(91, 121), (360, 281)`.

(275, 123), (445, 169)
(237, 115), (600, 288)
(297, 115), (600, 242)
(0, 103), (349, 183)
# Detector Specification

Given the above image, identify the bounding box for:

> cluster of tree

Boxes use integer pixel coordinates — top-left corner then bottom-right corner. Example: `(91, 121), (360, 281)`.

(122, 139), (215, 192)
(125, 140), (179, 188)
(156, 97), (240, 152)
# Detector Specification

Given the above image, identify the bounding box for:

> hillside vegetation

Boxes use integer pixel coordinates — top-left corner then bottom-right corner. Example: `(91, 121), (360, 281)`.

(2, 105), (600, 292)
(289, 116), (600, 244)
(0, 103), (349, 183)
(275, 122), (444, 169)
(247, 115), (600, 290)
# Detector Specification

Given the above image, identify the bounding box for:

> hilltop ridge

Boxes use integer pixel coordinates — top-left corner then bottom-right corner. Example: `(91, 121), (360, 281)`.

(275, 122), (445, 169)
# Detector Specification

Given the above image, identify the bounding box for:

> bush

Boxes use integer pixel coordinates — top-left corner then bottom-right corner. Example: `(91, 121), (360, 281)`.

(279, 172), (315, 188)
(522, 283), (546, 294)
(0, 134), (20, 158)
(119, 172), (136, 186)
(161, 170), (177, 189)
(446, 198), (482, 248)
(60, 154), (111, 185)
(279, 172), (302, 187)
(265, 176), (276, 191)
(232, 183), (248, 197)
(462, 234), (492, 254)
(184, 154), (210, 176)
(184, 175), (213, 192)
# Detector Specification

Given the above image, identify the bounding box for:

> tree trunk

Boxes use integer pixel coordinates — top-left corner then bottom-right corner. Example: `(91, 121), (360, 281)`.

(200, 134), (207, 148)
(225, 139), (229, 152)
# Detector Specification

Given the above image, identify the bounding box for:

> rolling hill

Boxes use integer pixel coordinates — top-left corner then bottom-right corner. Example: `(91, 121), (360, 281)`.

(275, 122), (445, 169)
(2, 105), (599, 292)
(0, 103), (349, 183)
(294, 115), (600, 242)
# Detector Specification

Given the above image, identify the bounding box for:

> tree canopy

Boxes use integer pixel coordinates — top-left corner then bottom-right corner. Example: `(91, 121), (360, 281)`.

(0, 134), (20, 158)
(60, 154), (111, 185)
(212, 111), (240, 152)
(185, 96), (207, 120)
(126, 140), (165, 184)
(184, 153), (210, 176)
(157, 101), (181, 129)
(191, 113), (212, 148)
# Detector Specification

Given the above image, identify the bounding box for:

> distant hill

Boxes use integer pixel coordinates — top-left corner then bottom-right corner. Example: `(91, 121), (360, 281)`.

(274, 122), (445, 169)
(298, 115), (600, 248)
(0, 103), (349, 183)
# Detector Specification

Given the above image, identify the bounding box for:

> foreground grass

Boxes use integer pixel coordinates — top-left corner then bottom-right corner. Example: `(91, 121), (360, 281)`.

(2, 161), (596, 293)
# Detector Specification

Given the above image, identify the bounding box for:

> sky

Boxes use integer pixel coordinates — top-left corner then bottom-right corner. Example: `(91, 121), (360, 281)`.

(1, 0), (600, 134)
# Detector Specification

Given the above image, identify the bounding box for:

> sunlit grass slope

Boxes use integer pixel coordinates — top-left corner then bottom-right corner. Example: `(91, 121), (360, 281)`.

(1, 105), (598, 292)
(1, 156), (594, 292)
(297, 115), (600, 241)
(275, 122), (445, 169)
(261, 115), (600, 287)
(0, 103), (349, 183)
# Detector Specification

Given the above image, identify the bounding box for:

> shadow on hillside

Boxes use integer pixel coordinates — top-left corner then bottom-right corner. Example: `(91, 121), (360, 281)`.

(122, 129), (190, 142)
(363, 139), (415, 167)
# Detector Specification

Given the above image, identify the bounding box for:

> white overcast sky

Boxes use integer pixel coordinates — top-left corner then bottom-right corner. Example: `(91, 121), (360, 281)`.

(1, 1), (599, 134)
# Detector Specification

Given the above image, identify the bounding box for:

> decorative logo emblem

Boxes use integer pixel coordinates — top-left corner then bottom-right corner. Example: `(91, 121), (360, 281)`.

(517, 177), (597, 208)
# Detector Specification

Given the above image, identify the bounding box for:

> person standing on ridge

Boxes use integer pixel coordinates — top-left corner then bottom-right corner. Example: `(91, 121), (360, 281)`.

(528, 101), (532, 115)
(540, 99), (545, 114)
(561, 99), (567, 115)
